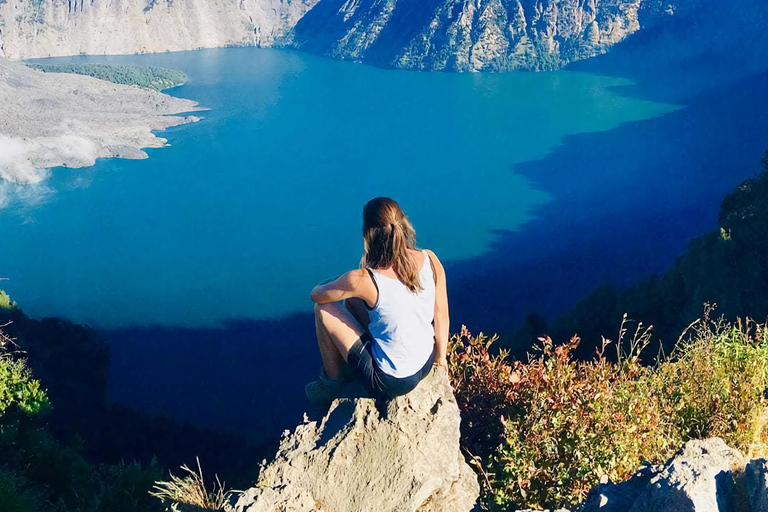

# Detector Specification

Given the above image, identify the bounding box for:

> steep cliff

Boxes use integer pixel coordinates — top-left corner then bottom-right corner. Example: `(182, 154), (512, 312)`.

(2, 0), (758, 72)
(0, 0), (318, 60)
(290, 0), (644, 72)
(0, 0), (659, 71)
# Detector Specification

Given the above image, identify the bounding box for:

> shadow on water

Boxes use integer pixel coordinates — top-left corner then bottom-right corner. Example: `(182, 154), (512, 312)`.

(102, 312), (316, 445)
(447, 68), (768, 338)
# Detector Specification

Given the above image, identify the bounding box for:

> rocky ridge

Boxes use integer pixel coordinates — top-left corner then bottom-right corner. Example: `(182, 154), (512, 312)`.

(2, 0), (765, 72)
(2, 0), (669, 71)
(0, 56), (202, 186)
(232, 366), (479, 512)
(291, 0), (645, 72)
(0, 0), (318, 60)
(519, 438), (768, 512)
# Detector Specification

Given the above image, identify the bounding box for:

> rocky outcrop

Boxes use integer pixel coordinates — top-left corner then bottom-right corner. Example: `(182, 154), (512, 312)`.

(578, 438), (758, 512)
(0, 56), (202, 185)
(0, 0), (318, 60)
(290, 0), (644, 72)
(232, 367), (479, 512)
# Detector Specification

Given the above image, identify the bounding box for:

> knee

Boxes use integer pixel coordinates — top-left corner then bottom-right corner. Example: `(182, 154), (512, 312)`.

(314, 302), (328, 316)
(314, 302), (337, 323)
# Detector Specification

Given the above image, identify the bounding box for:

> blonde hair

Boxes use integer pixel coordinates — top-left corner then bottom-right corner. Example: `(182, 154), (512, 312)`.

(360, 197), (422, 293)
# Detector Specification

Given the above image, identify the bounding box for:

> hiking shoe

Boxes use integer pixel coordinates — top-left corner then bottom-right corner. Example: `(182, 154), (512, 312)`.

(305, 370), (343, 405)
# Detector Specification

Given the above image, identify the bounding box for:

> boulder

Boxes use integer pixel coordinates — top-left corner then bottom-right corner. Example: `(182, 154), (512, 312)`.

(629, 438), (746, 512)
(232, 366), (479, 512)
(581, 464), (660, 512)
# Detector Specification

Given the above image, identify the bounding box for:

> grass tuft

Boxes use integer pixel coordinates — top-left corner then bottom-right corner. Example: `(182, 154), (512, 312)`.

(151, 458), (232, 511)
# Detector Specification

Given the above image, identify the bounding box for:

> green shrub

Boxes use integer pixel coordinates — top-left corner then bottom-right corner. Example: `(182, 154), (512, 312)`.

(0, 290), (16, 310)
(656, 311), (768, 457)
(0, 466), (44, 512)
(0, 330), (48, 417)
(25, 62), (188, 91)
(0, 321), (166, 512)
(449, 313), (768, 510)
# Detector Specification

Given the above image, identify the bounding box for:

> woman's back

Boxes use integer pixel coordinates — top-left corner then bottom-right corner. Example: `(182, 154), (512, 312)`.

(368, 249), (435, 378)
(307, 197), (449, 404)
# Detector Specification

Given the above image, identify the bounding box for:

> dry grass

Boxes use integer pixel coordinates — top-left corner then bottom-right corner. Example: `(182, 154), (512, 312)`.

(151, 458), (231, 511)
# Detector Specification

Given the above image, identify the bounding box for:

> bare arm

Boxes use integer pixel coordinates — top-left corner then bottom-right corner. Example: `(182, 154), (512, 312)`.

(310, 269), (377, 306)
(426, 249), (449, 368)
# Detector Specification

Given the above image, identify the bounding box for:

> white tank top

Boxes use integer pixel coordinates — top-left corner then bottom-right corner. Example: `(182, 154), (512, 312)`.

(367, 250), (436, 378)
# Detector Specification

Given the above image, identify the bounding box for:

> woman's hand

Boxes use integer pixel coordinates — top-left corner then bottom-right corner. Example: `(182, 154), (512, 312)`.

(433, 353), (448, 372)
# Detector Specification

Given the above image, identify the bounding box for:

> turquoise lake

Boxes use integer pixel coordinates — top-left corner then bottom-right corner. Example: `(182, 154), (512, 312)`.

(1, 47), (681, 328)
(7, 47), (768, 438)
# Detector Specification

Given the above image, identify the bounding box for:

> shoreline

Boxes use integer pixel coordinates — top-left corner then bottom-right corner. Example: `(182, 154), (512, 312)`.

(0, 57), (204, 187)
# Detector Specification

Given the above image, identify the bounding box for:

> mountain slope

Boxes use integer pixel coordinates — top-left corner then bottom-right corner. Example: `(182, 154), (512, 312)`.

(1, 0), (766, 71)
(0, 0), (318, 59)
(291, 0), (644, 71)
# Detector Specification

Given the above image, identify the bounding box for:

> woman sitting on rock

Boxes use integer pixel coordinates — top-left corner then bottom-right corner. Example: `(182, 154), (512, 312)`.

(306, 197), (449, 405)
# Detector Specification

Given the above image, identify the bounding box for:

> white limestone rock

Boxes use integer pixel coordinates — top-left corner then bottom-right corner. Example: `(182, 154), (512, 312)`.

(629, 438), (746, 512)
(232, 366), (479, 512)
(0, 0), (319, 60)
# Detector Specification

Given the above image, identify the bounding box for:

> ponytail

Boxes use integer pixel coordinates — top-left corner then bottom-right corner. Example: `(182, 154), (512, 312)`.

(361, 198), (423, 293)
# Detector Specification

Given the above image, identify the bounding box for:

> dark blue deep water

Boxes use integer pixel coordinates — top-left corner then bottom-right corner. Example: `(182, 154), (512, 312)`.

(4, 47), (767, 443)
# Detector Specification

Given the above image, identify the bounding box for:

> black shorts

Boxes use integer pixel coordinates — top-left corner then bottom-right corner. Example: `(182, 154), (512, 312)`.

(347, 332), (434, 400)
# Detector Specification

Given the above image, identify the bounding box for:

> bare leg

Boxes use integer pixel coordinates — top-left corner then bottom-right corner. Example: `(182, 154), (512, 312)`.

(314, 302), (366, 380)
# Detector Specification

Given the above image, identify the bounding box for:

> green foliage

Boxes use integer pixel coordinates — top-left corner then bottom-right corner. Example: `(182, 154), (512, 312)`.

(0, 356), (48, 416)
(0, 301), (261, 512)
(0, 467), (44, 512)
(0, 329), (49, 417)
(450, 314), (768, 510)
(657, 312), (768, 456)
(25, 62), (188, 91)
(0, 290), (17, 310)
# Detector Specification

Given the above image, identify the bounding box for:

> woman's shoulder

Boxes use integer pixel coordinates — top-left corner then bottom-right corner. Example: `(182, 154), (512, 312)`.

(421, 248), (442, 264)
(421, 249), (444, 276)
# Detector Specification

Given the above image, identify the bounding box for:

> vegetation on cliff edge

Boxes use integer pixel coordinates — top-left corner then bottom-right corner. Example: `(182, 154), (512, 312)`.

(450, 313), (768, 510)
(451, 150), (768, 510)
(25, 62), (188, 91)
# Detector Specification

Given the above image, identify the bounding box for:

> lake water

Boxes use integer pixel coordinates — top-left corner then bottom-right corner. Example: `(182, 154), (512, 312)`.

(3, 47), (678, 328)
(6, 47), (768, 440)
